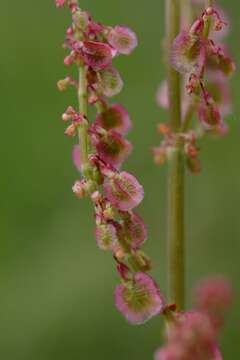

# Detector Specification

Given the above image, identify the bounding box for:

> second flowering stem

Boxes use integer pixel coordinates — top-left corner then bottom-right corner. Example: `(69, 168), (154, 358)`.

(166, 0), (185, 311)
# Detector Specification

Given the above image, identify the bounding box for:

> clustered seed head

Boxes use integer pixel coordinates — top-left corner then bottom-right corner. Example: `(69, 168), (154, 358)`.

(55, 0), (164, 324)
(154, 0), (235, 174)
(154, 277), (232, 360)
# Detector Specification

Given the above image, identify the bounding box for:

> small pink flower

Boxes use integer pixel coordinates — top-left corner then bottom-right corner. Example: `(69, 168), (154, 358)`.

(97, 67), (123, 97)
(95, 221), (118, 251)
(91, 129), (132, 168)
(107, 25), (138, 55)
(72, 180), (86, 198)
(82, 41), (113, 71)
(171, 27), (205, 74)
(72, 145), (81, 172)
(121, 211), (147, 249)
(55, 0), (66, 7)
(115, 272), (164, 324)
(95, 104), (131, 135)
(103, 171), (144, 211)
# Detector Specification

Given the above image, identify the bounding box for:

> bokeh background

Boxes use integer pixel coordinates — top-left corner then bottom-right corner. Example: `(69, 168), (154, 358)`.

(0, 0), (239, 359)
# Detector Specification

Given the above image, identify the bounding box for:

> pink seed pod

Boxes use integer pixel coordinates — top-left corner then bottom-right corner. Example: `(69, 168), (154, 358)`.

(115, 272), (164, 325)
(97, 67), (124, 97)
(198, 97), (222, 130)
(107, 25), (138, 55)
(171, 30), (205, 74)
(206, 44), (236, 76)
(95, 104), (131, 135)
(205, 70), (232, 116)
(120, 211), (147, 249)
(91, 129), (132, 168)
(194, 277), (233, 331)
(82, 41), (113, 71)
(103, 171), (144, 211)
(72, 145), (81, 172)
(95, 221), (118, 251)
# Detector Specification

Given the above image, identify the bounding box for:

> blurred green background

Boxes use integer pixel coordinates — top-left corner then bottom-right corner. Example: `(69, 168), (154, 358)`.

(0, 0), (239, 359)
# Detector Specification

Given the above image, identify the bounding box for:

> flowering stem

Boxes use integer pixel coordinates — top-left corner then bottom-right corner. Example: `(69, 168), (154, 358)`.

(77, 64), (90, 174)
(165, 0), (185, 310)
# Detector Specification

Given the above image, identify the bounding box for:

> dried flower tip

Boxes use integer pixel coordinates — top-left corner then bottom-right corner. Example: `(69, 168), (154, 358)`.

(91, 129), (132, 168)
(171, 30), (205, 74)
(115, 272), (164, 325)
(97, 67), (123, 97)
(82, 41), (112, 71)
(95, 104), (131, 135)
(121, 211), (147, 249)
(107, 26), (138, 55)
(103, 171), (144, 211)
(95, 221), (118, 251)
(57, 77), (71, 91)
(157, 123), (171, 135)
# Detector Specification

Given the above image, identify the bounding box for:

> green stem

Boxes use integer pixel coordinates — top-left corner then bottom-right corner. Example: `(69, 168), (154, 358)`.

(165, 0), (185, 311)
(203, 0), (213, 38)
(181, 102), (195, 132)
(77, 64), (90, 175)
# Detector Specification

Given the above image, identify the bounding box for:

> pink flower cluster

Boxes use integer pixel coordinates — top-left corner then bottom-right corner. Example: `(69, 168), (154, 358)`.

(155, 277), (233, 360)
(154, 0), (235, 174)
(56, 0), (164, 324)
